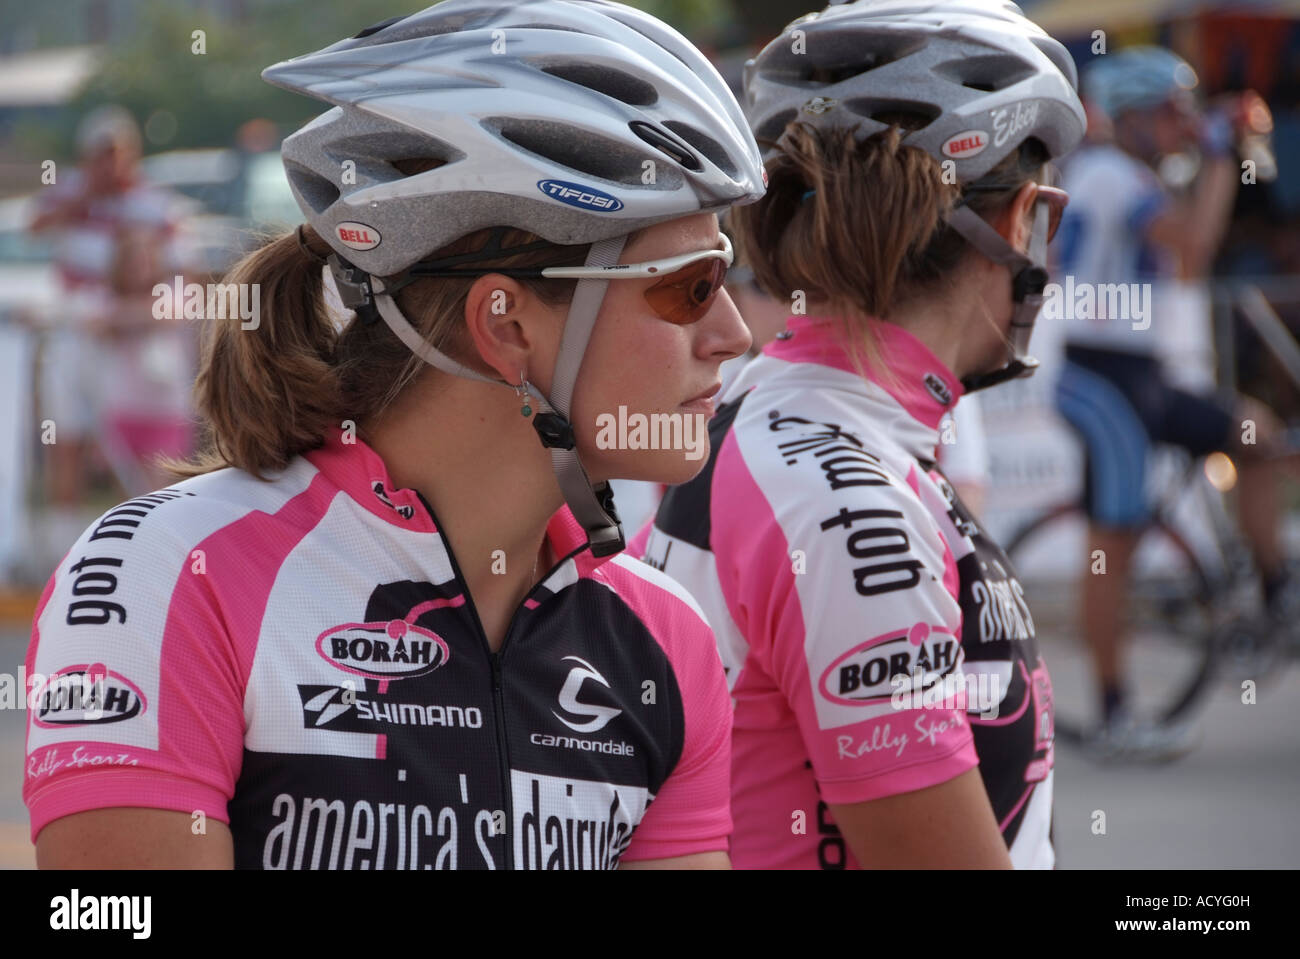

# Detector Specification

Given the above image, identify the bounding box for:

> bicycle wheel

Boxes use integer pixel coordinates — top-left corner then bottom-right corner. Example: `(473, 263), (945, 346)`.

(1004, 504), (1218, 743)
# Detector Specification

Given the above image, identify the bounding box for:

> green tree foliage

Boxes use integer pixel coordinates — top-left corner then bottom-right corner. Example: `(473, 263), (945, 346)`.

(51, 0), (740, 156)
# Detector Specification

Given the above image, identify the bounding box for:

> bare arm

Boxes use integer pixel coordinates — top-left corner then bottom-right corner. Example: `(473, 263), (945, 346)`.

(829, 767), (1013, 869)
(620, 850), (729, 870)
(1146, 155), (1238, 279)
(28, 192), (90, 234)
(36, 808), (234, 869)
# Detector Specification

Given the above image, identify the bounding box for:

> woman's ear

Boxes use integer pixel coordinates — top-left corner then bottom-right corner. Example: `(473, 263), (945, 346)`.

(1004, 181), (1040, 255)
(463, 274), (542, 383)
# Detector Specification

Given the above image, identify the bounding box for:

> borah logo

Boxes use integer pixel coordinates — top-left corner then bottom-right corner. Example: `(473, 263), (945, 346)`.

(818, 623), (962, 707)
(33, 665), (145, 727)
(316, 619), (450, 680)
(537, 180), (624, 213)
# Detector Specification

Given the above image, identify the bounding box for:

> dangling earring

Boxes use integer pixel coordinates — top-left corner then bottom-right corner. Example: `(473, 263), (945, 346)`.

(516, 373), (532, 418)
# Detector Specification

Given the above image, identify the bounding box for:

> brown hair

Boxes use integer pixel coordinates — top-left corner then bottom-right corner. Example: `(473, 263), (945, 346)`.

(731, 121), (1048, 368)
(164, 225), (589, 481)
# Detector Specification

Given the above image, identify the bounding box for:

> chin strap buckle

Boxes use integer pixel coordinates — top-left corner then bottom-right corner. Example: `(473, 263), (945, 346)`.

(586, 482), (626, 558)
(960, 355), (1039, 393)
(1013, 264), (1050, 302)
(532, 412), (576, 450)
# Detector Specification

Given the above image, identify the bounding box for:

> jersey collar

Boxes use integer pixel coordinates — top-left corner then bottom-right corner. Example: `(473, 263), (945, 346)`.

(304, 431), (613, 573)
(761, 314), (964, 453)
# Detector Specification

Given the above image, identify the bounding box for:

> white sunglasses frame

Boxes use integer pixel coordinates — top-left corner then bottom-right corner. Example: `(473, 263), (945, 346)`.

(534, 232), (733, 280)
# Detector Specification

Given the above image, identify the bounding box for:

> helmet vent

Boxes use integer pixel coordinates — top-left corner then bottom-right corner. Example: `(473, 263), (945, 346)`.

(390, 157), (447, 177)
(766, 33), (926, 87)
(286, 164), (340, 215)
(490, 117), (676, 187)
(630, 121), (701, 172)
(936, 55), (1036, 93)
(844, 99), (940, 131)
(539, 63), (658, 106)
(662, 121), (737, 177)
(352, 15), (407, 40)
(327, 131), (462, 174)
(753, 109), (799, 146)
(511, 22), (587, 34)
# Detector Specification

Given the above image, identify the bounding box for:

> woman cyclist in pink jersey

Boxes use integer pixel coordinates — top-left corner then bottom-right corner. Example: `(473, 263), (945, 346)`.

(633, 0), (1085, 868)
(25, 0), (766, 869)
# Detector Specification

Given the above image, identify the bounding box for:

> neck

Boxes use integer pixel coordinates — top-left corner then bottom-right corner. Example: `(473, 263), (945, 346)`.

(867, 265), (1005, 381)
(364, 373), (562, 639)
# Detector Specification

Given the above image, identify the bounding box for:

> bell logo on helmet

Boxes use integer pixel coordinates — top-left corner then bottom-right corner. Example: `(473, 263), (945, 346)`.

(942, 131), (989, 159)
(336, 222), (382, 251)
(537, 179), (624, 213)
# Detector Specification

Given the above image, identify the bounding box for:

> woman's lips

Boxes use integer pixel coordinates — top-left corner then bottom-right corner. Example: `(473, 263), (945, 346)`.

(680, 383), (721, 415)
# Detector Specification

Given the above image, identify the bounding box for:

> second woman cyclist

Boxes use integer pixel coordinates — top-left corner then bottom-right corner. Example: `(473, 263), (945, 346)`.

(635, 0), (1085, 868)
(26, 0), (765, 869)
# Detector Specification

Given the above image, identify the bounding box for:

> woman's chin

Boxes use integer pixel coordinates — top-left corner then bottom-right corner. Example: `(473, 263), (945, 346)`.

(590, 447), (712, 488)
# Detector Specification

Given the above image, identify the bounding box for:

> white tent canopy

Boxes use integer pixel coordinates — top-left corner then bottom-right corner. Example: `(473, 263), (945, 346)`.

(0, 46), (101, 108)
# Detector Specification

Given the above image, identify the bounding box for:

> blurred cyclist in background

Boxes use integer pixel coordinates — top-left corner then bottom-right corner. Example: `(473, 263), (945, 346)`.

(1052, 47), (1297, 760)
(635, 0), (1084, 868)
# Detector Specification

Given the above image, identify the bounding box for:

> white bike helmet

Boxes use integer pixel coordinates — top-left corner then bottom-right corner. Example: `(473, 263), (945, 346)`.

(744, 0), (1086, 391)
(262, 0), (765, 555)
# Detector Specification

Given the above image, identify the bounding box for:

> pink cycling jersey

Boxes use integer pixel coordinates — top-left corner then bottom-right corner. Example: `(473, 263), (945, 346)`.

(25, 432), (732, 869)
(632, 315), (1055, 869)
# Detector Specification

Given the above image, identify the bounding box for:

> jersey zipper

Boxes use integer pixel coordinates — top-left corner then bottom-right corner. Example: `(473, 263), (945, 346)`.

(411, 491), (589, 870)
(488, 648), (513, 870)
(411, 491), (516, 869)
(482, 541), (587, 869)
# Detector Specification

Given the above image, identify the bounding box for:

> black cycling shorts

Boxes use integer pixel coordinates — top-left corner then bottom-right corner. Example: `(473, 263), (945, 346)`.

(1054, 344), (1236, 527)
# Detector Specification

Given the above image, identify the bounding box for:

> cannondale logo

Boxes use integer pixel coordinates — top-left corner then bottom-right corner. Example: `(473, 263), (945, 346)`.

(552, 656), (622, 733)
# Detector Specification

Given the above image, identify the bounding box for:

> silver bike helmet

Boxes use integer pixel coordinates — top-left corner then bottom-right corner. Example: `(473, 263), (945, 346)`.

(745, 0), (1086, 392)
(262, 0), (765, 555)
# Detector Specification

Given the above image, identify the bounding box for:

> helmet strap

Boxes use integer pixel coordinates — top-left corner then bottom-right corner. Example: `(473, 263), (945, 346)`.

(946, 199), (1051, 394)
(541, 234), (628, 557)
(357, 234), (630, 558)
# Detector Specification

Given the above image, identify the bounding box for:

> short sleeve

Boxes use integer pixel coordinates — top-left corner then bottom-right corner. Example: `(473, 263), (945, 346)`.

(24, 508), (246, 841)
(711, 433), (979, 808)
(617, 563), (733, 863)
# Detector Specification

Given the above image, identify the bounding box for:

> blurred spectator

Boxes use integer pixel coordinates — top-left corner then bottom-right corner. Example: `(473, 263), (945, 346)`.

(27, 105), (196, 550)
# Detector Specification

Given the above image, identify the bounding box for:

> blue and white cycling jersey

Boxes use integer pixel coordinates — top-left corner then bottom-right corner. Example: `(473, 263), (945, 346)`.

(1054, 144), (1174, 355)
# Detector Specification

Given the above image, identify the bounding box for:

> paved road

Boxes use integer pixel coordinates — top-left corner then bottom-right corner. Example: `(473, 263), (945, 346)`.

(1, 623), (1296, 869)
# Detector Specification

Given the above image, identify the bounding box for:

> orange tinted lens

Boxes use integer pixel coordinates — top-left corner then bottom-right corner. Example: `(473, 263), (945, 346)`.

(1039, 187), (1069, 242)
(643, 257), (727, 325)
